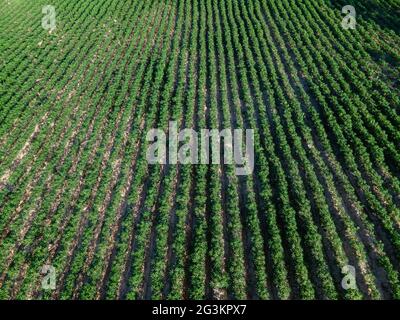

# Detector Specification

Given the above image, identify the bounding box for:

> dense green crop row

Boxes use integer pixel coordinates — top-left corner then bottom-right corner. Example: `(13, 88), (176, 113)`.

(0, 0), (398, 300)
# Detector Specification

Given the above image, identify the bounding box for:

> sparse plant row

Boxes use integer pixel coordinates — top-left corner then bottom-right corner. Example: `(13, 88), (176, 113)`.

(0, 25), (129, 300)
(3, 0), (123, 264)
(100, 7), (179, 300)
(54, 6), (172, 296)
(77, 0), (183, 300)
(0, 0), (159, 245)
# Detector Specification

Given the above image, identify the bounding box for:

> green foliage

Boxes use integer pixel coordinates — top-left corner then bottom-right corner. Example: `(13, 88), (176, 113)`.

(0, 0), (399, 300)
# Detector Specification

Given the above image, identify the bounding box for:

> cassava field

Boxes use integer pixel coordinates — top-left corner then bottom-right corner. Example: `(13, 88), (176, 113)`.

(0, 0), (399, 300)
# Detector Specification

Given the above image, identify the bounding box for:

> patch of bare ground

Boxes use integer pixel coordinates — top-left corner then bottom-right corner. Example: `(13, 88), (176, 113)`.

(58, 28), (163, 302)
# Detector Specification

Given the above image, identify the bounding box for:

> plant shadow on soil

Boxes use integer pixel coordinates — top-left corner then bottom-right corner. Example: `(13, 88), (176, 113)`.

(326, 0), (400, 34)
(326, 0), (400, 91)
